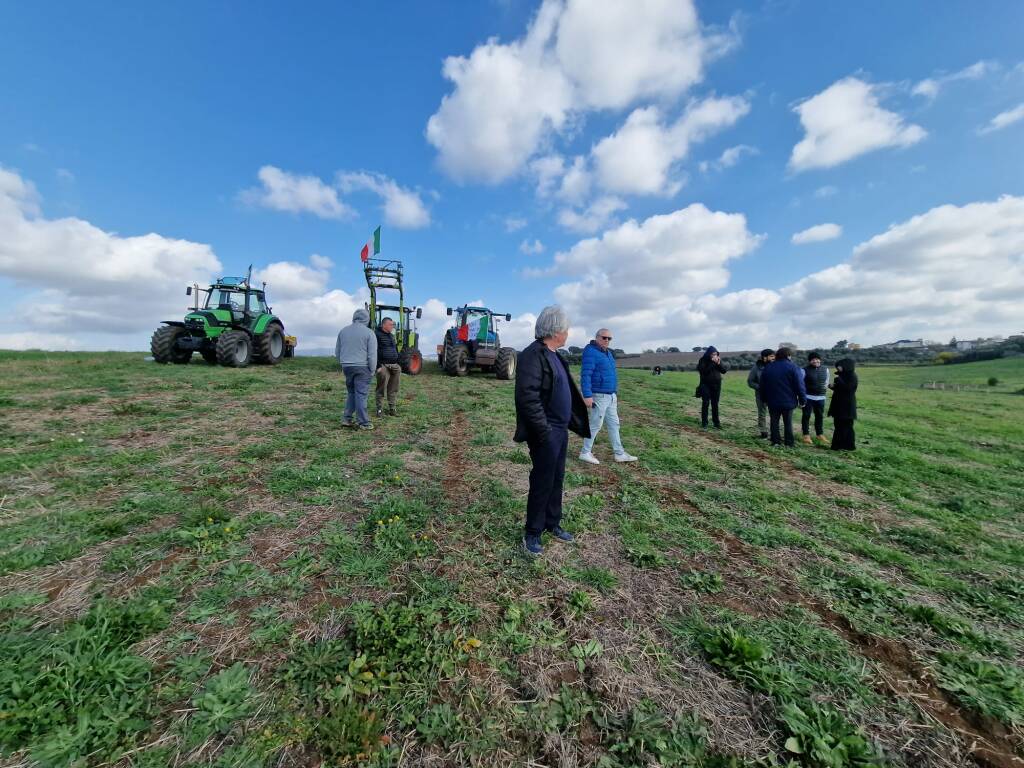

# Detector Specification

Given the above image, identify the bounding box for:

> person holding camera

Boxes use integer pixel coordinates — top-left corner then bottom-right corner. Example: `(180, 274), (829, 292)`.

(696, 346), (728, 429)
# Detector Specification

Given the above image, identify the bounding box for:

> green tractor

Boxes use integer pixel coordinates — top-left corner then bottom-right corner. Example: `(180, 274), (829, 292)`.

(437, 305), (517, 379)
(364, 258), (424, 375)
(151, 268), (296, 367)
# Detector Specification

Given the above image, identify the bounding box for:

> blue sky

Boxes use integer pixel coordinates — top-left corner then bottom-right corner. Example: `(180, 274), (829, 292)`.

(1, 0), (1023, 353)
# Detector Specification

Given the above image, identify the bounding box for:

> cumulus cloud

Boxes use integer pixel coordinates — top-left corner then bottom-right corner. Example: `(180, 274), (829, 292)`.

(557, 196), (628, 234)
(699, 144), (757, 173)
(790, 77), (925, 172)
(912, 60), (993, 100)
(241, 165), (353, 219)
(425, 0), (733, 184)
(977, 103), (1024, 135)
(791, 222), (842, 245)
(336, 171), (431, 229)
(0, 166), (223, 349)
(520, 238), (545, 255)
(254, 256), (330, 300)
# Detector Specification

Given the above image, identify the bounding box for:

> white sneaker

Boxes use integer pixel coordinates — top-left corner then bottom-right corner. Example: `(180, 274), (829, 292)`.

(578, 452), (600, 465)
(614, 453), (638, 463)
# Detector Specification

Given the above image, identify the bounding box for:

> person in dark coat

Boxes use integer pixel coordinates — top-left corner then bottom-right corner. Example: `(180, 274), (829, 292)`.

(374, 317), (402, 417)
(746, 348), (775, 438)
(828, 357), (858, 451)
(514, 305), (591, 556)
(696, 346), (728, 429)
(758, 347), (806, 447)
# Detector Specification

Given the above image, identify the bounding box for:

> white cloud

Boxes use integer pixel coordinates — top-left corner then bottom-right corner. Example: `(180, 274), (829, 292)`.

(813, 185), (839, 198)
(0, 331), (80, 351)
(56, 168), (75, 183)
(309, 253), (333, 270)
(557, 155), (591, 204)
(791, 222), (842, 245)
(0, 166), (223, 349)
(699, 144), (757, 173)
(520, 238), (545, 255)
(241, 165), (353, 219)
(337, 172), (431, 229)
(790, 77), (926, 172)
(426, 0), (731, 184)
(912, 60), (993, 99)
(593, 96), (750, 195)
(504, 216), (528, 232)
(254, 256), (330, 300)
(557, 196), (628, 234)
(978, 103), (1024, 135)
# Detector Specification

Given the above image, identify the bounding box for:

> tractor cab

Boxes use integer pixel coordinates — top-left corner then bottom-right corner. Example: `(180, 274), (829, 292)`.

(438, 305), (517, 379)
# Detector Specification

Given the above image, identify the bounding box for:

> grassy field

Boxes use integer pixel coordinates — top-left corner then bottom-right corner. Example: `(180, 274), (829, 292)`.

(0, 351), (1022, 768)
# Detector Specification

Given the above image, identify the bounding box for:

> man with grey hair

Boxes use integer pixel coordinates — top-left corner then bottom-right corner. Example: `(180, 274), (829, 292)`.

(335, 308), (377, 430)
(578, 327), (637, 464)
(514, 305), (591, 556)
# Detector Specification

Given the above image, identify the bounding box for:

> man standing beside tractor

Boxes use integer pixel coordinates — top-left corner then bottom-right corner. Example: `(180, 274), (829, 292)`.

(335, 308), (377, 430)
(374, 317), (402, 417)
(578, 328), (638, 465)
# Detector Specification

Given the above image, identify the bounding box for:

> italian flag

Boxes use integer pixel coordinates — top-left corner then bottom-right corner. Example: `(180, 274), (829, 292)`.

(360, 226), (381, 262)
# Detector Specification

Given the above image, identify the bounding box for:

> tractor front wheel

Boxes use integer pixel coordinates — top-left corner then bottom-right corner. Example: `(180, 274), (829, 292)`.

(215, 331), (253, 368)
(255, 324), (285, 365)
(495, 347), (517, 380)
(401, 349), (423, 376)
(445, 345), (469, 377)
(151, 326), (192, 364)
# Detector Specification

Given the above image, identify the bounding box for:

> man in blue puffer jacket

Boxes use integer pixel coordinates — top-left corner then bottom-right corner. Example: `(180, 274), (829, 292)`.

(758, 347), (807, 447)
(578, 328), (638, 465)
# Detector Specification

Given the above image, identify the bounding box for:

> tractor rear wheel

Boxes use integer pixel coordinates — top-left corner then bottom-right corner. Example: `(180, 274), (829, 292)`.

(255, 323), (285, 365)
(495, 347), (517, 380)
(401, 349), (423, 376)
(445, 345), (469, 377)
(151, 326), (192, 364)
(215, 330), (253, 368)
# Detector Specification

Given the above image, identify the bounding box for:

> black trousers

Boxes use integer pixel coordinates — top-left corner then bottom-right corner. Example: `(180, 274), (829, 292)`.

(525, 427), (568, 536)
(801, 400), (825, 435)
(769, 407), (795, 446)
(831, 418), (856, 451)
(701, 386), (721, 427)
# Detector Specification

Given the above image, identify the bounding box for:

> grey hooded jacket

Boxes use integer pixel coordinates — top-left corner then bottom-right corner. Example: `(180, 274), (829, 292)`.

(335, 309), (377, 371)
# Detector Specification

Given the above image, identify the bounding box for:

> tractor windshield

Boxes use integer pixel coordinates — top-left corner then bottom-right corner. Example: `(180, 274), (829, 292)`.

(206, 290), (266, 313)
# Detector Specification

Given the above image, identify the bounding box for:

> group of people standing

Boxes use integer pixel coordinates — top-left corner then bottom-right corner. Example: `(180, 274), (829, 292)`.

(334, 309), (405, 430)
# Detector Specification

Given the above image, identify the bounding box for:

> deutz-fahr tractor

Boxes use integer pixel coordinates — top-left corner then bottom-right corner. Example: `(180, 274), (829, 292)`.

(364, 258), (424, 375)
(151, 268), (296, 367)
(437, 305), (517, 379)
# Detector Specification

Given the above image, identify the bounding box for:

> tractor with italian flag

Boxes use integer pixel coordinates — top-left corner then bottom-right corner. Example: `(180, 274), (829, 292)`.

(438, 305), (517, 379)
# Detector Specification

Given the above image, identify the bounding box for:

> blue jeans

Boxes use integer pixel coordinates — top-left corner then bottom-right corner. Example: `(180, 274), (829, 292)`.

(343, 366), (372, 426)
(581, 392), (625, 456)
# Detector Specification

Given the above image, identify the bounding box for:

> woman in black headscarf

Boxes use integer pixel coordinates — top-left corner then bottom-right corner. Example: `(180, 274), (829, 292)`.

(828, 357), (858, 450)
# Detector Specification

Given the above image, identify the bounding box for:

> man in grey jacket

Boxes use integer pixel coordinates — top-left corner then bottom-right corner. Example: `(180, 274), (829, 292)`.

(746, 348), (774, 438)
(335, 308), (377, 429)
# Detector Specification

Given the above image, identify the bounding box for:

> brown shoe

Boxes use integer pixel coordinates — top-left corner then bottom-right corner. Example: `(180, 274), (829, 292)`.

(817, 434), (829, 445)
(802, 434), (813, 445)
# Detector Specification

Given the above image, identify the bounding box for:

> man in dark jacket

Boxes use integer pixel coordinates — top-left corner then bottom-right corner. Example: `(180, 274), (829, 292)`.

(828, 358), (858, 451)
(746, 348), (774, 438)
(374, 317), (402, 417)
(578, 328), (637, 465)
(696, 346), (728, 429)
(758, 347), (806, 447)
(801, 351), (829, 445)
(514, 306), (590, 556)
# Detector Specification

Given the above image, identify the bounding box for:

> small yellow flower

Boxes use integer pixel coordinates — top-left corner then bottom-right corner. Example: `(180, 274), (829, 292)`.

(377, 519), (383, 525)
(207, 517), (213, 523)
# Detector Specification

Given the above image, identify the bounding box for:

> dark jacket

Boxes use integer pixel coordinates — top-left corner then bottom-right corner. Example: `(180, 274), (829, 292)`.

(828, 358), (858, 420)
(803, 364), (828, 396)
(747, 359), (766, 390)
(374, 326), (400, 365)
(579, 341), (618, 397)
(514, 340), (591, 444)
(697, 350), (728, 393)
(759, 359), (807, 410)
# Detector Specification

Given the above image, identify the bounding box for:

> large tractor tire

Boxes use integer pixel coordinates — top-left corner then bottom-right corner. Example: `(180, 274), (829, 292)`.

(254, 323), (285, 365)
(215, 330), (253, 368)
(444, 345), (470, 377)
(495, 347), (517, 380)
(151, 325), (192, 364)
(401, 349), (423, 376)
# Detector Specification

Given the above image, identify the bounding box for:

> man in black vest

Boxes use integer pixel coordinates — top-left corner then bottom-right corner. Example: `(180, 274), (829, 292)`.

(801, 352), (829, 445)
(374, 317), (402, 417)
